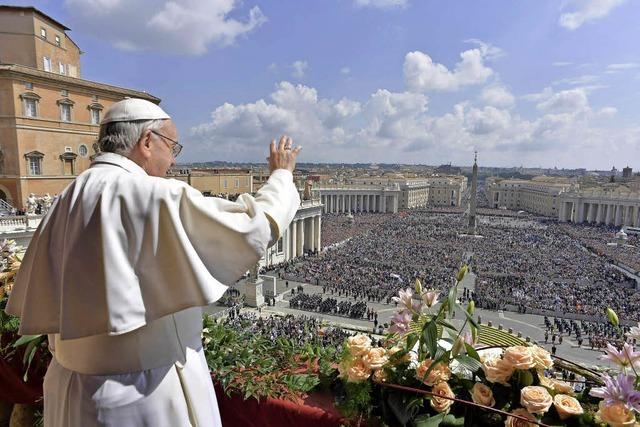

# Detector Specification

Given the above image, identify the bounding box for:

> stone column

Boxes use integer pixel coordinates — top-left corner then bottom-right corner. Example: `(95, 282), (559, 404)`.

(296, 219), (304, 255)
(615, 205), (623, 227)
(596, 204), (604, 224)
(382, 195), (387, 213)
(365, 195), (369, 212)
(308, 216), (315, 252)
(314, 215), (321, 251)
(626, 206), (634, 226)
(576, 203), (585, 223)
(634, 206), (640, 227)
(605, 204), (613, 225)
(290, 221), (297, 258)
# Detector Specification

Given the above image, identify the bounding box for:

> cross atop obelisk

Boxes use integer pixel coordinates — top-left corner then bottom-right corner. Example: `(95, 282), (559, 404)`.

(467, 151), (478, 235)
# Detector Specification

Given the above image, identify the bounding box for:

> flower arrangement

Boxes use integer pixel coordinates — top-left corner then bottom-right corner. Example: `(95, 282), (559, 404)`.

(336, 265), (608, 426)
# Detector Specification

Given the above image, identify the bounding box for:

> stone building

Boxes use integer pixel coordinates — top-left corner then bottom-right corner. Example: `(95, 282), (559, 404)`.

(169, 168), (253, 195)
(559, 186), (640, 227)
(425, 175), (467, 207)
(317, 184), (401, 214)
(0, 6), (160, 209)
(348, 175), (430, 209)
(486, 176), (573, 217)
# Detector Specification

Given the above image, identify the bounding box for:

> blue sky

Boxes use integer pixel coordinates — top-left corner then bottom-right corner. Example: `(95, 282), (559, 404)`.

(15, 0), (640, 168)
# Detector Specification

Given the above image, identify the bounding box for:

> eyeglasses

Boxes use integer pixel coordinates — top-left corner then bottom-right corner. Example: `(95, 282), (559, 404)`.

(150, 130), (183, 158)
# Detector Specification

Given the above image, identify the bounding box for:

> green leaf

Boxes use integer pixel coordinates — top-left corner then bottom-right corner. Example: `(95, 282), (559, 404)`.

(460, 306), (479, 330)
(437, 320), (457, 331)
(413, 412), (446, 427)
(13, 334), (42, 348)
(423, 321), (438, 358)
(465, 344), (481, 362)
(455, 355), (482, 372)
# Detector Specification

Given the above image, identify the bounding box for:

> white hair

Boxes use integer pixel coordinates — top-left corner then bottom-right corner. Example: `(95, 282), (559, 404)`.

(97, 119), (166, 156)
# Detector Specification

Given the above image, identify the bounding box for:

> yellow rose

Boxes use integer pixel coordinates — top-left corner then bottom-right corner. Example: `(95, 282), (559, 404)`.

(470, 383), (495, 407)
(362, 347), (388, 370)
(482, 357), (514, 385)
(503, 346), (536, 370)
(530, 346), (553, 371)
(345, 359), (371, 382)
(539, 375), (574, 395)
(520, 386), (553, 414)
(553, 394), (583, 420)
(415, 359), (452, 386)
(430, 382), (455, 413)
(505, 408), (538, 427)
(347, 334), (372, 357)
(597, 401), (637, 427)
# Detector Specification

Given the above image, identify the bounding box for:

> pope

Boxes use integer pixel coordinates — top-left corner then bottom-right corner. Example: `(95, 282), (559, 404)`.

(5, 98), (302, 426)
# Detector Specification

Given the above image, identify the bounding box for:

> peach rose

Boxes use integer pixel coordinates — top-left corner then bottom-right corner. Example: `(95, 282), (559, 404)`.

(345, 359), (371, 382)
(430, 382), (455, 413)
(347, 334), (372, 357)
(482, 357), (514, 385)
(470, 383), (495, 407)
(553, 394), (583, 420)
(503, 346), (536, 370)
(520, 386), (553, 414)
(596, 401), (637, 427)
(539, 375), (574, 395)
(362, 347), (388, 370)
(505, 408), (538, 427)
(373, 369), (388, 383)
(415, 359), (452, 386)
(530, 346), (553, 371)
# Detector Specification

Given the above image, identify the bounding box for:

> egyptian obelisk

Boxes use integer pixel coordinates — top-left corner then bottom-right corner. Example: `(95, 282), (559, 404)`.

(467, 151), (478, 235)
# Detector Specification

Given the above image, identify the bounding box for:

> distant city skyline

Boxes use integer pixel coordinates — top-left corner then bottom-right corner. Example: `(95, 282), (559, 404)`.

(11, 0), (640, 169)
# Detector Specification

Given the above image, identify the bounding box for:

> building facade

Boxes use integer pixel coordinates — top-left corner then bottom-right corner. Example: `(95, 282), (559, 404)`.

(316, 184), (401, 214)
(425, 175), (467, 207)
(559, 187), (640, 227)
(486, 177), (573, 217)
(0, 6), (160, 209)
(169, 168), (253, 195)
(348, 175), (430, 209)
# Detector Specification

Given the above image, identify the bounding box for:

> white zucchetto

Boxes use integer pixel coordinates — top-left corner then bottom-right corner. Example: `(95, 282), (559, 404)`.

(101, 98), (170, 124)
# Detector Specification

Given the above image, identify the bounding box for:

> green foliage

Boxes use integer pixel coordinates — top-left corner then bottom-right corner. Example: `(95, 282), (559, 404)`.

(202, 315), (336, 402)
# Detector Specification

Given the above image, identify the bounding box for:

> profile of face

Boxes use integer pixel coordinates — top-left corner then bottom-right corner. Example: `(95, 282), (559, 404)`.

(131, 120), (178, 177)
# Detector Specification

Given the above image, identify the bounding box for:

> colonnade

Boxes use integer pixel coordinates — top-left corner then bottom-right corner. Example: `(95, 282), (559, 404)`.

(560, 200), (640, 227)
(319, 193), (399, 214)
(281, 214), (321, 259)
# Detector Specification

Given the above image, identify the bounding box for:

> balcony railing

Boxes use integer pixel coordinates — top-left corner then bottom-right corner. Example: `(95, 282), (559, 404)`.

(0, 215), (43, 234)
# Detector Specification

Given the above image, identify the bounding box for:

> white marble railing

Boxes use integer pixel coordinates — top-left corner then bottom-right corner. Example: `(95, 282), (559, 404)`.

(0, 215), (43, 233)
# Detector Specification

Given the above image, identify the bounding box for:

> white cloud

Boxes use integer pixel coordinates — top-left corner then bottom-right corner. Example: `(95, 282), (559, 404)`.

(268, 63), (278, 73)
(605, 63), (640, 74)
(63, 0), (266, 55)
(559, 0), (626, 30)
(354, 0), (408, 9)
(340, 67), (351, 75)
(481, 84), (515, 108)
(403, 44), (496, 92)
(553, 74), (599, 86)
(553, 62), (573, 67)
(536, 88), (590, 113)
(291, 60), (309, 79)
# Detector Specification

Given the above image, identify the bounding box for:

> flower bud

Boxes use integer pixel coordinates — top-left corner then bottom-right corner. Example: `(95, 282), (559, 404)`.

(457, 265), (468, 282)
(414, 278), (422, 295)
(466, 300), (475, 316)
(606, 308), (619, 327)
(451, 336), (465, 356)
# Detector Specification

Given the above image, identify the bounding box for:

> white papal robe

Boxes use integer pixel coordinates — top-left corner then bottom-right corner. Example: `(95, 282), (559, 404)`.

(6, 152), (300, 426)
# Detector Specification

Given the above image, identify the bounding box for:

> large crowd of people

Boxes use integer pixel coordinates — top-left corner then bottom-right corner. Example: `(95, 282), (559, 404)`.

(282, 211), (640, 321)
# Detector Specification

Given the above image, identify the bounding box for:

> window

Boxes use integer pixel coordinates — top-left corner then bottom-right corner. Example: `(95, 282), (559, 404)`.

(20, 92), (40, 117)
(60, 104), (71, 122)
(223, 179), (228, 189)
(40, 27), (46, 39)
(78, 145), (88, 157)
(235, 179), (240, 188)
(25, 151), (44, 176)
(59, 62), (66, 75)
(55, 35), (61, 46)
(59, 152), (77, 176)
(277, 237), (283, 253)
(24, 98), (37, 117)
(43, 56), (51, 72)
(24, 82), (33, 90)
(90, 108), (100, 124)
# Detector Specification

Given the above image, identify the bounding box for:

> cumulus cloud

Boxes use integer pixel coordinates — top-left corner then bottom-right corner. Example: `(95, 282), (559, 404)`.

(354, 0), (408, 9)
(291, 61), (309, 79)
(403, 43), (496, 92)
(536, 88), (590, 113)
(481, 84), (515, 108)
(559, 0), (626, 30)
(63, 0), (266, 55)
